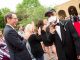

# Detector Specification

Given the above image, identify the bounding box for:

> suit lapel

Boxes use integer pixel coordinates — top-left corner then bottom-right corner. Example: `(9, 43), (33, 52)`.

(6, 25), (17, 32)
(55, 31), (61, 40)
(60, 22), (67, 46)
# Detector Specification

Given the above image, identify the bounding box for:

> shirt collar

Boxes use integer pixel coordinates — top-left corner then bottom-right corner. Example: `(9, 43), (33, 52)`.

(6, 24), (15, 29)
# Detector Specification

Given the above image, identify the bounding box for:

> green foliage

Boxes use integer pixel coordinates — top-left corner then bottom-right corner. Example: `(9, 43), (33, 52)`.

(1, 8), (10, 16)
(0, 8), (10, 29)
(0, 13), (4, 29)
(16, 0), (47, 26)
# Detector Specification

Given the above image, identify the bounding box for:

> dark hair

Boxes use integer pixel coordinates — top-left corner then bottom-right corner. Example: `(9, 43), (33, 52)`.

(36, 20), (44, 29)
(50, 9), (56, 12)
(45, 12), (53, 17)
(4, 12), (16, 23)
(45, 9), (56, 17)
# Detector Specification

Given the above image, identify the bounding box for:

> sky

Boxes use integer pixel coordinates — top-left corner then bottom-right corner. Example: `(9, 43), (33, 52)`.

(0, 0), (70, 11)
(39, 0), (70, 7)
(0, 0), (23, 11)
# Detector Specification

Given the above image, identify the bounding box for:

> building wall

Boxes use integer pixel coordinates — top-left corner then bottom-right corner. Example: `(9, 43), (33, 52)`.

(55, 0), (80, 17)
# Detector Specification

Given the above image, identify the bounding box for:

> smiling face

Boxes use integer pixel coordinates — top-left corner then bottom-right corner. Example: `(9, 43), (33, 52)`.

(7, 13), (18, 27)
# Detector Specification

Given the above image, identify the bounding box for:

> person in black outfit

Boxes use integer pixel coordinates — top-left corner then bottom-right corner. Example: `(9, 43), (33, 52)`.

(24, 23), (44, 60)
(45, 9), (79, 60)
(36, 20), (58, 60)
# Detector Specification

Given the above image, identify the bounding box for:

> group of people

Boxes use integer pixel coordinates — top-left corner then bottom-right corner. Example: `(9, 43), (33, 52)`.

(0, 30), (10, 60)
(45, 9), (80, 60)
(1, 9), (80, 60)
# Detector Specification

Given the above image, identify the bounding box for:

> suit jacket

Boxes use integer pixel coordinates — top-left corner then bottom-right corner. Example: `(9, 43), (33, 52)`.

(47, 20), (78, 60)
(3, 25), (32, 60)
(28, 34), (44, 58)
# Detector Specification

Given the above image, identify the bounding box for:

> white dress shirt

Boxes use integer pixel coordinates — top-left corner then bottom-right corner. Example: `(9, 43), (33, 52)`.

(48, 16), (62, 40)
(6, 24), (15, 30)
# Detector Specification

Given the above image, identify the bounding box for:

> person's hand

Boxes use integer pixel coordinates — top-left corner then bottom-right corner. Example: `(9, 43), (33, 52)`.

(38, 27), (41, 35)
(77, 55), (80, 59)
(49, 24), (56, 34)
(23, 32), (31, 40)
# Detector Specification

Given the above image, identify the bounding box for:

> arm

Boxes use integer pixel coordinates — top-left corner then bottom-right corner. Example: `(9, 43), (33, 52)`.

(6, 30), (26, 51)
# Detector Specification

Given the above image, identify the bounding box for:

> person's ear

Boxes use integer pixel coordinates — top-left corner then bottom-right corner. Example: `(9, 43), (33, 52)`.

(7, 18), (11, 22)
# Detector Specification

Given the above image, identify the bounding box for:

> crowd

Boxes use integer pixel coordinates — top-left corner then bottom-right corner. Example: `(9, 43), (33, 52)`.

(0, 9), (80, 60)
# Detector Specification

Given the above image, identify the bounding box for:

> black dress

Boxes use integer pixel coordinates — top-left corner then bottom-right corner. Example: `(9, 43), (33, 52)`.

(41, 30), (54, 46)
(28, 34), (44, 58)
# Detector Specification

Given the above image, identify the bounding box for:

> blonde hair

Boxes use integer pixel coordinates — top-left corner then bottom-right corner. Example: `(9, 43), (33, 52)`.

(24, 24), (33, 32)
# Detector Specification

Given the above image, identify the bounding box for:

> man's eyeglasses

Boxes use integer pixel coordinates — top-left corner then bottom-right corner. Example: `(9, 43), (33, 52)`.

(11, 18), (18, 20)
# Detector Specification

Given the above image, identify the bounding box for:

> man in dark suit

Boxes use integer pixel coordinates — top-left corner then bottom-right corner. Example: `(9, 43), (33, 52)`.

(3, 12), (32, 60)
(45, 9), (79, 60)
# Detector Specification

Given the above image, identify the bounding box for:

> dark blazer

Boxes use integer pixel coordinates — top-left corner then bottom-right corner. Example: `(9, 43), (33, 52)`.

(47, 20), (79, 60)
(3, 25), (32, 60)
(28, 34), (44, 58)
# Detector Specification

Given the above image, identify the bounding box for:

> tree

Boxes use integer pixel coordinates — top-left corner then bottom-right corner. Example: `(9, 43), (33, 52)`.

(0, 8), (10, 29)
(1, 8), (11, 16)
(16, 0), (47, 26)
